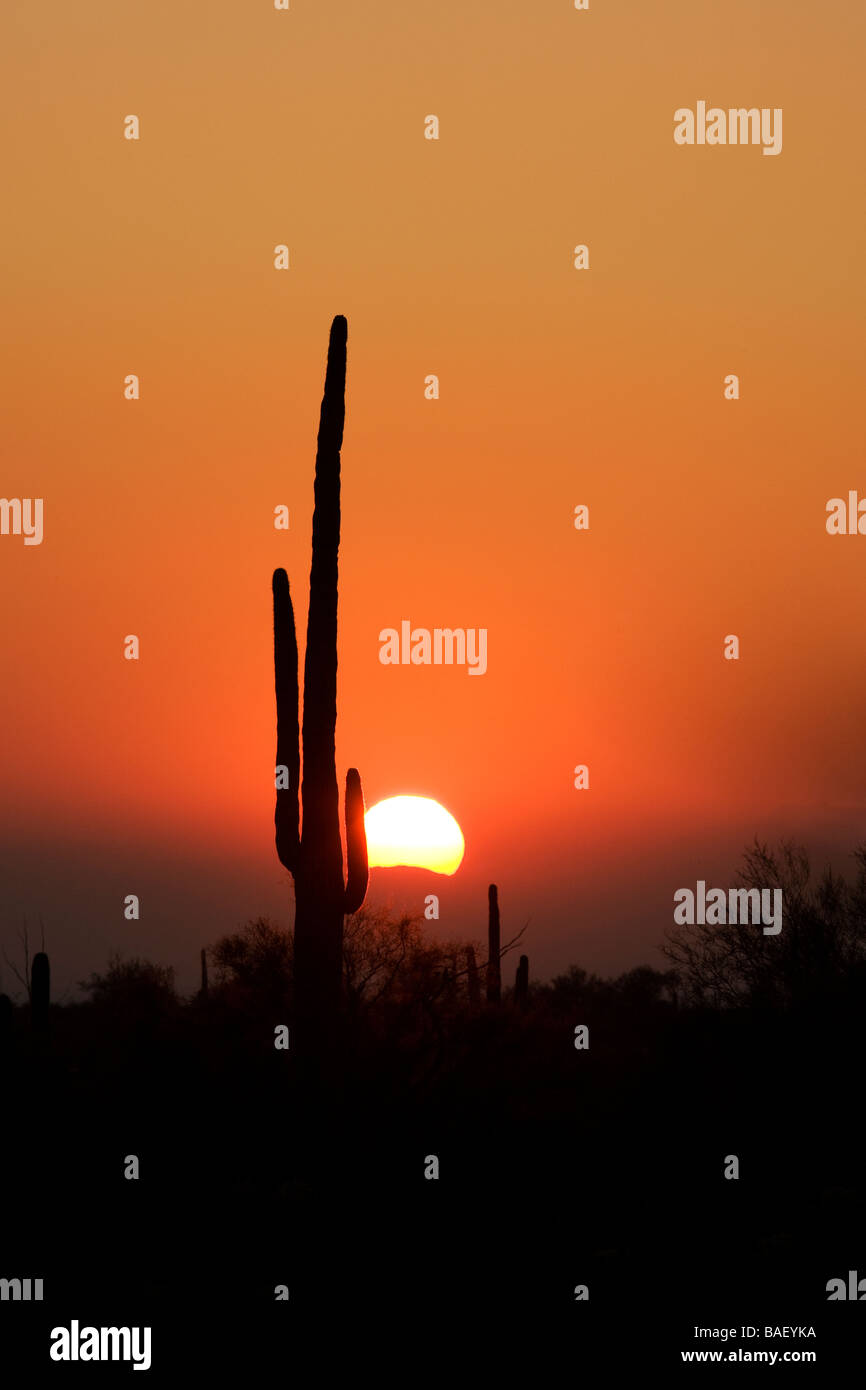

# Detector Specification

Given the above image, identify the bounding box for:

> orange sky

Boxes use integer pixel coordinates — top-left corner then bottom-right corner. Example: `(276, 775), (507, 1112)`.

(2, 1), (865, 993)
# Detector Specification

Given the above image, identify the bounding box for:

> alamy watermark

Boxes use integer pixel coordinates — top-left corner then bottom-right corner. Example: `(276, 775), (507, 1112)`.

(826, 492), (866, 535)
(674, 104), (782, 157)
(50, 1321), (151, 1371)
(1, 1276), (43, 1300)
(0, 498), (43, 545)
(673, 880), (783, 935)
(379, 622), (487, 675)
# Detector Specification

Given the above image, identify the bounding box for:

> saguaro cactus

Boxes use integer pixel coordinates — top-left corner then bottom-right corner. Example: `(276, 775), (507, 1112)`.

(200, 948), (208, 1000)
(514, 954), (529, 1007)
(273, 316), (369, 1041)
(487, 884), (501, 1003)
(31, 952), (50, 1031)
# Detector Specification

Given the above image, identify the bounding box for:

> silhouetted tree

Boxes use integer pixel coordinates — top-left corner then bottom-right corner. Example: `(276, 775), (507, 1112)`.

(343, 905), (479, 1020)
(206, 907), (481, 1031)
(612, 965), (679, 1009)
(342, 906), (421, 1013)
(2, 916), (42, 1002)
(534, 965), (614, 1018)
(209, 918), (292, 1012)
(79, 955), (176, 1015)
(661, 839), (866, 1009)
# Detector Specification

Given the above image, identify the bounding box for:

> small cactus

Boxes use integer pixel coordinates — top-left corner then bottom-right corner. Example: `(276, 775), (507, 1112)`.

(486, 884), (501, 1003)
(514, 954), (529, 1008)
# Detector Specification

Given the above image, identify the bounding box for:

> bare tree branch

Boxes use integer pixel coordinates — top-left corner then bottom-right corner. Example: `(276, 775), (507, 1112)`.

(2, 918), (32, 1001)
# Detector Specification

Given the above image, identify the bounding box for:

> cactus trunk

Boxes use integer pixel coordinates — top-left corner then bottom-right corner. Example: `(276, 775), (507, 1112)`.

(514, 954), (529, 1007)
(274, 317), (369, 1049)
(486, 884), (501, 1003)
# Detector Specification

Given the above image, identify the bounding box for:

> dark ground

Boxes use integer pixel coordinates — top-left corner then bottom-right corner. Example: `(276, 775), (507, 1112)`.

(1, 984), (863, 1376)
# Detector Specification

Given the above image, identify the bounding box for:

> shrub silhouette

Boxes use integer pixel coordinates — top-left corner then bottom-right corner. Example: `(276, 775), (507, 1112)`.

(207, 907), (482, 1040)
(79, 954), (176, 1016)
(662, 839), (866, 1008)
(209, 917), (293, 1013)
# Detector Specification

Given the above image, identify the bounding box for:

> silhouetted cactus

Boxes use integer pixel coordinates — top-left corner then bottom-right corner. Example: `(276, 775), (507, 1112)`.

(273, 316), (369, 1043)
(31, 952), (49, 1031)
(200, 948), (208, 999)
(514, 954), (529, 1007)
(487, 884), (501, 1003)
(465, 946), (481, 1007)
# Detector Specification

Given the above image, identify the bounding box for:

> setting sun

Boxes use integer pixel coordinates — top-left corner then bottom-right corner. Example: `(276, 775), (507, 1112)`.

(364, 796), (465, 876)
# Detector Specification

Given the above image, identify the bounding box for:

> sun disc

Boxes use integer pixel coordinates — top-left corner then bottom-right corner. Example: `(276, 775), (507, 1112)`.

(364, 795), (465, 875)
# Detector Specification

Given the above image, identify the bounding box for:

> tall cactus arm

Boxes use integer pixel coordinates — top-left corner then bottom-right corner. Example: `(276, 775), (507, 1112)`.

(343, 766), (369, 913)
(273, 568), (300, 872)
(301, 315), (346, 882)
